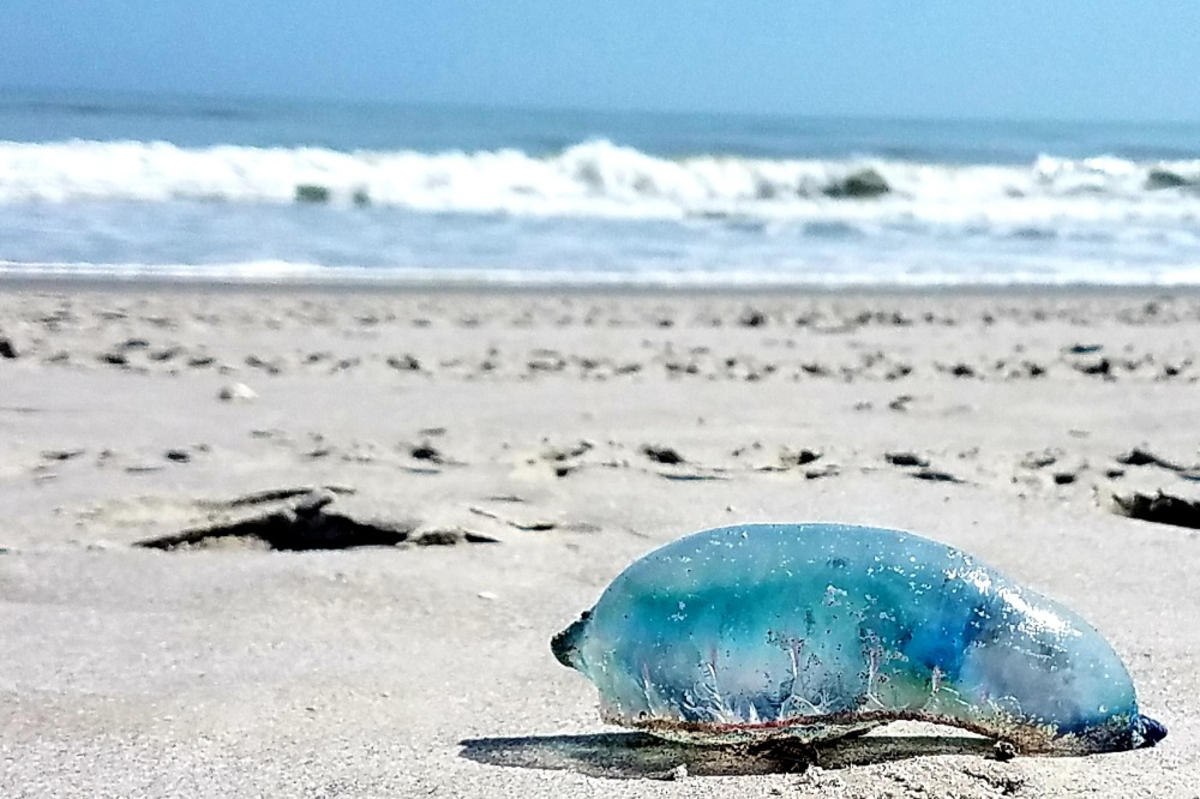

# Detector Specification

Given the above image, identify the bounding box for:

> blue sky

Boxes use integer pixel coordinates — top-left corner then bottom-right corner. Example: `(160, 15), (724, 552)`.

(2, 1), (1198, 121)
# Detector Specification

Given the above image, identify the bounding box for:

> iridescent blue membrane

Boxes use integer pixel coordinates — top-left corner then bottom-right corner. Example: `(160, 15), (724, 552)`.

(553, 524), (1166, 754)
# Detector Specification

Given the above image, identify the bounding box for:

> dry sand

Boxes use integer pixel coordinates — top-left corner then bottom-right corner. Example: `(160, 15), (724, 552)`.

(1, 282), (1198, 797)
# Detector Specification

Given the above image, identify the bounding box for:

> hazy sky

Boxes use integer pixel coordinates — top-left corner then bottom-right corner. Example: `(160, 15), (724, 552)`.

(3, 1), (1198, 121)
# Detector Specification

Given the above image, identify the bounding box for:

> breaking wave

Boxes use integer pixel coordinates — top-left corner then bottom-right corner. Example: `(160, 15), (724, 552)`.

(2, 139), (1199, 226)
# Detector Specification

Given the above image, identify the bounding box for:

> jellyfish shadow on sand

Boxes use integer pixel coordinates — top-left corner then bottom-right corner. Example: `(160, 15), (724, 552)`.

(458, 729), (1005, 780)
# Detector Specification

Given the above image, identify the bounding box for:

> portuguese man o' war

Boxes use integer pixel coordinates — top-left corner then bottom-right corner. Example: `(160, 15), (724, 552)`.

(552, 523), (1166, 754)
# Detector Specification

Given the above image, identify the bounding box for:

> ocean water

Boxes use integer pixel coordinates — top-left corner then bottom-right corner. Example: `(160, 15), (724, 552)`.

(2, 87), (1199, 286)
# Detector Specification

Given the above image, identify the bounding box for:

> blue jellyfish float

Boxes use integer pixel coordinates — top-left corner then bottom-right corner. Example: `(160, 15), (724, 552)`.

(553, 524), (1165, 754)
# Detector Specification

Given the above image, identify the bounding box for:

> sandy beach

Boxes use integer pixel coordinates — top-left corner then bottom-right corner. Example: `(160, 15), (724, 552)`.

(1, 281), (1198, 797)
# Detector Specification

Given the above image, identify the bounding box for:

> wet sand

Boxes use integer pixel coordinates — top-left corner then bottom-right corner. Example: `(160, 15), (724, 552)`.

(1, 283), (1198, 797)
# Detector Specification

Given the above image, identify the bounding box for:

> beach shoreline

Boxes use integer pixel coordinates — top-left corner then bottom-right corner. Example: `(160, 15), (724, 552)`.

(6, 270), (1200, 298)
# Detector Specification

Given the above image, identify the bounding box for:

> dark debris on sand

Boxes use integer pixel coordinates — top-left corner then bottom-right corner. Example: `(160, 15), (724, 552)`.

(1116, 448), (1187, 472)
(780, 448), (823, 467)
(641, 444), (686, 465)
(1112, 489), (1200, 531)
(409, 443), (444, 463)
(911, 468), (965, 484)
(885, 451), (930, 468)
(134, 487), (441, 552)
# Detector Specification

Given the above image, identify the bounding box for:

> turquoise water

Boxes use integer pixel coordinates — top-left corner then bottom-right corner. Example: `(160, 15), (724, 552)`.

(2, 88), (1199, 285)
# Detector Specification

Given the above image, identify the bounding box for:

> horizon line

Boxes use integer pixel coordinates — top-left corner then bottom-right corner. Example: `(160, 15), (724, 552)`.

(2, 83), (1199, 130)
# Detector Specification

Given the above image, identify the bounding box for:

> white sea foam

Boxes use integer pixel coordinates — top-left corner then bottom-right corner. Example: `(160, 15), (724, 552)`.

(2, 139), (1198, 228)
(5, 258), (1200, 288)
